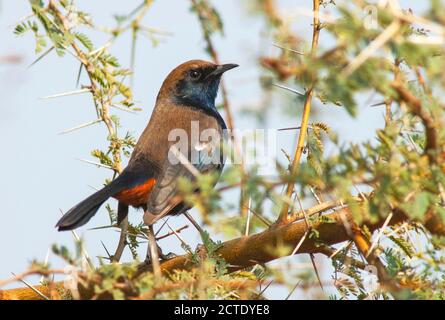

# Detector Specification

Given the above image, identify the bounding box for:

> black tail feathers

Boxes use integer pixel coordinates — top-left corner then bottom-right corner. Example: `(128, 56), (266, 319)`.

(56, 184), (118, 231)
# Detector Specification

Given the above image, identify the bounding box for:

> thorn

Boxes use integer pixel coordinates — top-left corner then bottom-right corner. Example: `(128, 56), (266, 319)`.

(87, 224), (116, 231)
(87, 185), (100, 191)
(96, 255), (112, 261)
(184, 212), (204, 235)
(76, 63), (83, 88)
(257, 280), (273, 297)
(100, 241), (112, 260)
(76, 158), (113, 170)
(166, 221), (192, 254)
(28, 46), (54, 68)
(11, 272), (50, 300)
(285, 281), (301, 300)
(278, 126), (302, 131)
(291, 229), (310, 256)
(309, 254), (325, 292)
(41, 88), (91, 100)
(154, 218), (169, 237)
(110, 104), (138, 114)
(273, 43), (305, 55)
(39, 248), (51, 284)
(245, 197), (252, 236)
(273, 83), (305, 96)
(370, 101), (387, 107)
(329, 241), (353, 259)
(242, 205), (272, 227)
(58, 118), (102, 135)
(366, 212), (393, 259)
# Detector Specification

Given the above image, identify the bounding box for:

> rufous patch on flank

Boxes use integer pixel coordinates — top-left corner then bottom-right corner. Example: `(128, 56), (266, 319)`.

(113, 178), (156, 206)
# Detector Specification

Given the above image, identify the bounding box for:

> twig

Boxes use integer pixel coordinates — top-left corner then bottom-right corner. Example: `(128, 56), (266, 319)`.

(317, 244), (366, 270)
(390, 82), (439, 164)
(289, 197), (362, 224)
(0, 269), (66, 288)
(276, 0), (321, 226)
(5, 202), (445, 299)
(48, 0), (122, 174)
(351, 227), (398, 292)
(342, 20), (401, 77)
(156, 225), (189, 241)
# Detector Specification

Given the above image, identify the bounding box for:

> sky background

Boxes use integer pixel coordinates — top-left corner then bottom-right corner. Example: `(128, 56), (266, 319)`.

(0, 0), (429, 298)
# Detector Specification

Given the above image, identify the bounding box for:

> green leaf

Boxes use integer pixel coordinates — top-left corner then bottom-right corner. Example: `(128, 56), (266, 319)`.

(75, 32), (94, 51)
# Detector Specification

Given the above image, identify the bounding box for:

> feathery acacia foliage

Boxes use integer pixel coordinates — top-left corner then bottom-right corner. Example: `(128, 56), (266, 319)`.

(1, 0), (445, 300)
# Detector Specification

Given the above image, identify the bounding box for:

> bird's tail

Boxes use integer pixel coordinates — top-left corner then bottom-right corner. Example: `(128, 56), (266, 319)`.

(56, 183), (121, 231)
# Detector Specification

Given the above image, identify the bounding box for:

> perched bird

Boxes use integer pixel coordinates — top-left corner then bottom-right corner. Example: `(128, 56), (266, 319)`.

(56, 60), (237, 232)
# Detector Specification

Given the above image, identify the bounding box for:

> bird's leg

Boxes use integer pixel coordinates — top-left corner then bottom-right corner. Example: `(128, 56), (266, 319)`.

(111, 203), (129, 262)
(144, 235), (176, 262)
(145, 224), (161, 278)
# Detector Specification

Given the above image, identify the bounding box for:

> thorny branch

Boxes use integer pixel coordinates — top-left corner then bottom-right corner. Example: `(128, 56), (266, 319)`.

(390, 82), (440, 164)
(48, 0), (122, 174)
(277, 0), (321, 225)
(3, 196), (444, 299)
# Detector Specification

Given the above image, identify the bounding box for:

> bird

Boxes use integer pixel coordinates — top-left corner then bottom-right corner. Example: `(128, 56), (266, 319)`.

(56, 60), (238, 233)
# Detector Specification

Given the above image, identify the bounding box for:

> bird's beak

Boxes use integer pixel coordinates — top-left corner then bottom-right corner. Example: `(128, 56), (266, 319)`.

(209, 63), (239, 77)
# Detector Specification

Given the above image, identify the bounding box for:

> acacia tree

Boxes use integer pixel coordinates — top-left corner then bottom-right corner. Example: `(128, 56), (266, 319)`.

(1, 0), (445, 300)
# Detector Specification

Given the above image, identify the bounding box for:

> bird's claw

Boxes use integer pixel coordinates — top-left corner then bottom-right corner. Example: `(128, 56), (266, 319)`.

(144, 249), (176, 265)
(160, 251), (177, 261)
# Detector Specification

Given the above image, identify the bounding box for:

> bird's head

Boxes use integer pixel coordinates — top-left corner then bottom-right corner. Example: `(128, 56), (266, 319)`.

(158, 60), (238, 111)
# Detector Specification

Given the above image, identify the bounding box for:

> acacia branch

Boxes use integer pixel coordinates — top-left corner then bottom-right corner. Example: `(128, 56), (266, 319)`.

(3, 200), (444, 300)
(390, 81), (439, 164)
(48, 0), (132, 262)
(277, 0), (321, 225)
(48, 0), (122, 174)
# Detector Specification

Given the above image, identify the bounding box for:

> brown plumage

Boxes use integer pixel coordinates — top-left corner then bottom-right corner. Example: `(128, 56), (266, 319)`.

(56, 60), (238, 231)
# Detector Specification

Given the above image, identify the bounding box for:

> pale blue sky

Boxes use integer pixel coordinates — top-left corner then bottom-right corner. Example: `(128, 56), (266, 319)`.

(0, 0), (429, 298)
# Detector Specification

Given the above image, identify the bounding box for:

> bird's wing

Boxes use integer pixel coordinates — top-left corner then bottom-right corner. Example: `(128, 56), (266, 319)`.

(144, 136), (225, 224)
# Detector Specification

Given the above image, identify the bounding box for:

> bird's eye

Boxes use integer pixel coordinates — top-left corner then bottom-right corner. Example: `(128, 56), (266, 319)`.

(189, 70), (201, 80)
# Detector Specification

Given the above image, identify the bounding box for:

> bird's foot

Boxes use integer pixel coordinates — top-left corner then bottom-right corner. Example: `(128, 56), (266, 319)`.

(144, 248), (176, 265)
(159, 251), (177, 262)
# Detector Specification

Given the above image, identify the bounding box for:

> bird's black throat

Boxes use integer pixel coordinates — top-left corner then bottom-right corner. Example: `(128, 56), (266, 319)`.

(172, 77), (226, 130)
